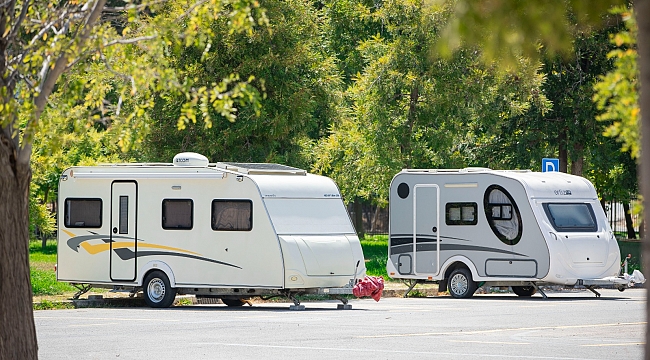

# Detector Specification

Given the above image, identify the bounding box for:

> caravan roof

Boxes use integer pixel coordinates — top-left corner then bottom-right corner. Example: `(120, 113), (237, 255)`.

(398, 168), (597, 200)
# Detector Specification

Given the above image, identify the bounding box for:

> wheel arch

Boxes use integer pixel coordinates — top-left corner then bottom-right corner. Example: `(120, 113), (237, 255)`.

(138, 261), (176, 287)
(440, 256), (479, 282)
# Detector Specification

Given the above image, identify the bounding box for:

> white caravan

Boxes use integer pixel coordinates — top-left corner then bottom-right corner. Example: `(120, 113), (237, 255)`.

(57, 153), (365, 308)
(387, 168), (642, 298)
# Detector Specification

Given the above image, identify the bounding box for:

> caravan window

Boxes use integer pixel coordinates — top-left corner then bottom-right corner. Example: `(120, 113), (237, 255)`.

(445, 203), (478, 225)
(64, 198), (102, 228)
(543, 203), (597, 232)
(212, 200), (252, 231)
(484, 185), (523, 245)
(162, 199), (193, 230)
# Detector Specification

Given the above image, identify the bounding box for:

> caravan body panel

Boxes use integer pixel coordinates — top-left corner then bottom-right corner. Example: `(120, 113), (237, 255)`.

(388, 169), (621, 286)
(57, 159), (365, 293)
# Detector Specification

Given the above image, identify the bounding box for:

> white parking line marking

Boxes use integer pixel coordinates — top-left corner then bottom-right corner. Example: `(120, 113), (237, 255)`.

(69, 323), (118, 327)
(581, 342), (644, 347)
(190, 342), (601, 359)
(448, 339), (530, 345)
(359, 322), (646, 338)
(35, 316), (179, 322)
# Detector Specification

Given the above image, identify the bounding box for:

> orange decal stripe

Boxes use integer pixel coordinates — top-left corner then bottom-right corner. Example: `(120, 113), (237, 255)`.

(80, 242), (110, 254)
(62, 229), (76, 238)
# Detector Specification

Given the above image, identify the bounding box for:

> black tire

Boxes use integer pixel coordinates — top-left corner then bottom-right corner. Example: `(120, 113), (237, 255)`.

(512, 285), (536, 297)
(447, 268), (477, 299)
(221, 298), (246, 307)
(143, 270), (176, 308)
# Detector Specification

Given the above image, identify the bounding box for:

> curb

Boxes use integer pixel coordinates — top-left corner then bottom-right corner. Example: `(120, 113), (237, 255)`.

(33, 289), (439, 309)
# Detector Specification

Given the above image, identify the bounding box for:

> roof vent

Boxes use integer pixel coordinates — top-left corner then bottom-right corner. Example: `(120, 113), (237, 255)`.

(173, 152), (209, 167)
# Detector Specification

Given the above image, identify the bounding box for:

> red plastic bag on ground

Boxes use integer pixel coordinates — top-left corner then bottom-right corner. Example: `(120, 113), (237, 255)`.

(353, 276), (384, 301)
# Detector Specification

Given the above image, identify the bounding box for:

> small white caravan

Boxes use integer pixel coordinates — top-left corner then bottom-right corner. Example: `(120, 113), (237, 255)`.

(57, 153), (366, 308)
(387, 168), (643, 298)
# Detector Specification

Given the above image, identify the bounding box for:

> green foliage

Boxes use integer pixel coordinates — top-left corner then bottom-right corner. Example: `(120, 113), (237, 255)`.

(437, 0), (626, 66)
(175, 297), (194, 306)
(593, 7), (640, 158)
(28, 183), (55, 238)
(33, 300), (75, 311)
(139, 0), (343, 165)
(2, 0), (271, 164)
(323, 0), (383, 83)
(309, 0), (549, 204)
(360, 235), (388, 279)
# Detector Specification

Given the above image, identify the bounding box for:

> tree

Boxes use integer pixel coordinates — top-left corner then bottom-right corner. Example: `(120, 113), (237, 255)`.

(0, 0), (266, 357)
(139, 0), (343, 167)
(594, 7), (640, 159)
(30, 120), (128, 247)
(309, 0), (549, 205)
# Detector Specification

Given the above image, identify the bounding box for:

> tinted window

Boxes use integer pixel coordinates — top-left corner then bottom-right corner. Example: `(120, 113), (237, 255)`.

(64, 198), (102, 228)
(119, 196), (128, 234)
(543, 203), (597, 232)
(484, 185), (523, 245)
(212, 200), (252, 231)
(445, 203), (478, 225)
(162, 199), (193, 230)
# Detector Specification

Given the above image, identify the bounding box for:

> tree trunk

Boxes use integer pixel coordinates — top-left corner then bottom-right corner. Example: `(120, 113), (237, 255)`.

(570, 143), (584, 176)
(41, 185), (50, 249)
(623, 202), (637, 240)
(0, 135), (38, 359)
(634, 1), (650, 359)
(558, 127), (568, 173)
(353, 199), (365, 239)
(370, 204), (381, 233)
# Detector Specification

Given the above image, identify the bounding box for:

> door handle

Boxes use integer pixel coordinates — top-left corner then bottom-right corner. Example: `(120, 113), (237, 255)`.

(113, 227), (117, 234)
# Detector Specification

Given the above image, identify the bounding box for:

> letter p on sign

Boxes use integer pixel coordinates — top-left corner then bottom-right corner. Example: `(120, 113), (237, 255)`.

(542, 158), (560, 172)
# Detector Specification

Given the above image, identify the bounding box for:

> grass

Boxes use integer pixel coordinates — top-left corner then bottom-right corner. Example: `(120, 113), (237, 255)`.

(33, 299), (75, 310)
(360, 234), (389, 280)
(29, 240), (76, 296)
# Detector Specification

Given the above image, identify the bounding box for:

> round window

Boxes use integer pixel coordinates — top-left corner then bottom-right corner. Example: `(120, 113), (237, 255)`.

(483, 185), (522, 245)
(397, 182), (410, 199)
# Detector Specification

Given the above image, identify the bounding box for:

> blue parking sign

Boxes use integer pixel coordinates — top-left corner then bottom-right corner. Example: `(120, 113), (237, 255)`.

(542, 158), (560, 172)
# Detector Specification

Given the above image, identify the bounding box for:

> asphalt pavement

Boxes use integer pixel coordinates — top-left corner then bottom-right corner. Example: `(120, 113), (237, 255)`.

(35, 288), (645, 360)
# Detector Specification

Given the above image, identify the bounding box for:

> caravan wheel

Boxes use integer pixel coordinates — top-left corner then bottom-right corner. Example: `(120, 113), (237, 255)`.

(143, 271), (176, 308)
(448, 268), (477, 299)
(512, 286), (536, 297)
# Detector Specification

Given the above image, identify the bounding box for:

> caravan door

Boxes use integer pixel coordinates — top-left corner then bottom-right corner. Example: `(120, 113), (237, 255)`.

(413, 184), (440, 275)
(110, 181), (137, 281)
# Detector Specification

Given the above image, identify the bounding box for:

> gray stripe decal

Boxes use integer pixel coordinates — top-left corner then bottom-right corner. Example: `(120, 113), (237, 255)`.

(390, 243), (527, 257)
(390, 234), (471, 246)
(113, 248), (242, 269)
